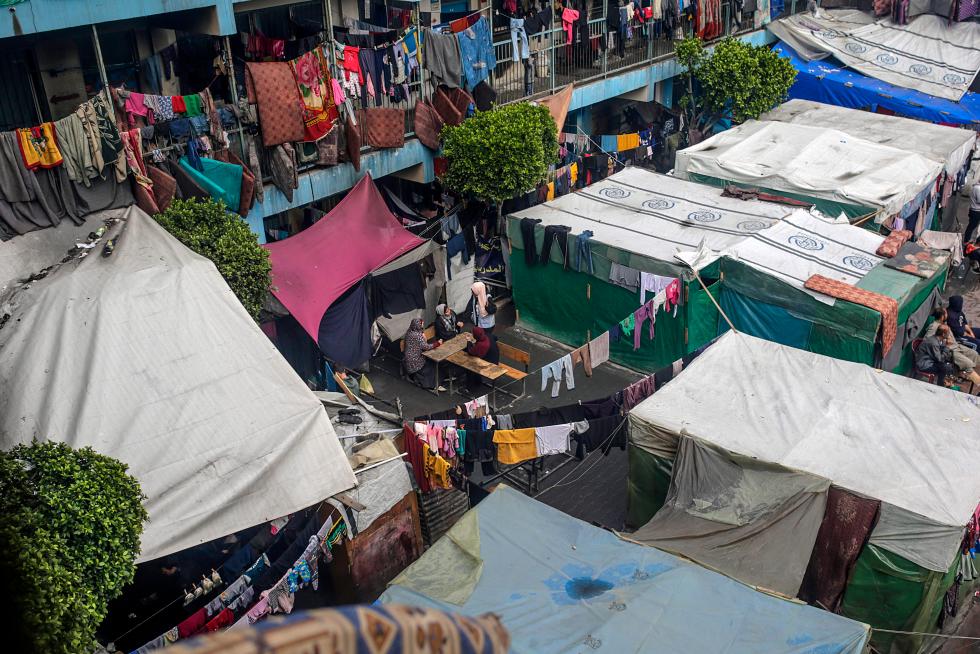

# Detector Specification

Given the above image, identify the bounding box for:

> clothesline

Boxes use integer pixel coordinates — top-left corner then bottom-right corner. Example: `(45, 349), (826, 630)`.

(575, 126), (629, 167)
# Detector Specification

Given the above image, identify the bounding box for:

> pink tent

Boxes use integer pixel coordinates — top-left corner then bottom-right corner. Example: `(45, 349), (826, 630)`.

(264, 175), (426, 340)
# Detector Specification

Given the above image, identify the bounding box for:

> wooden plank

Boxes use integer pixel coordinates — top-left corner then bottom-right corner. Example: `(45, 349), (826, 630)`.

(497, 342), (530, 367)
(498, 363), (528, 380)
(446, 351), (509, 380)
(423, 332), (473, 362)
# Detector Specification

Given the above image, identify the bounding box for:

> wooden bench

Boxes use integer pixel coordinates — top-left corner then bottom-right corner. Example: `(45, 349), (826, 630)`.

(496, 342), (530, 396)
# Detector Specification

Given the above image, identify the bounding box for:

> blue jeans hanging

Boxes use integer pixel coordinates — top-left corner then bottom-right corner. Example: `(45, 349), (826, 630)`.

(575, 230), (594, 274)
(510, 18), (529, 62)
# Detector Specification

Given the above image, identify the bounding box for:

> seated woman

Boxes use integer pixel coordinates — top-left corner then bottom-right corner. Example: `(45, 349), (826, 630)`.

(916, 324), (957, 387)
(434, 303), (463, 342)
(403, 319), (445, 391)
(947, 295), (980, 351)
(466, 326), (500, 364)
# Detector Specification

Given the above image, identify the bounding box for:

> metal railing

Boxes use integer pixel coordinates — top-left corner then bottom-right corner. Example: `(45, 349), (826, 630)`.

(489, 0), (807, 107)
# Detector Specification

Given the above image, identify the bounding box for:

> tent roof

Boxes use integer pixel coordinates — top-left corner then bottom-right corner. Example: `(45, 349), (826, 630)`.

(762, 100), (976, 178)
(511, 167), (797, 269)
(264, 175), (426, 340)
(726, 208), (885, 304)
(381, 486), (870, 653)
(773, 41), (980, 129)
(629, 332), (980, 527)
(674, 120), (944, 217)
(769, 10), (980, 102)
(0, 207), (356, 562)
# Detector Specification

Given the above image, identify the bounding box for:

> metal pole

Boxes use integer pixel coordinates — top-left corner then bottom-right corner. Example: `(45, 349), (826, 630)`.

(91, 24), (109, 90)
(323, 0), (338, 68)
(223, 35), (248, 160)
(549, 8), (555, 94)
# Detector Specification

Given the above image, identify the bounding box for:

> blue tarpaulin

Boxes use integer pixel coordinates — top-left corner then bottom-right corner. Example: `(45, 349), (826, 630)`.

(381, 486), (870, 654)
(774, 42), (980, 128)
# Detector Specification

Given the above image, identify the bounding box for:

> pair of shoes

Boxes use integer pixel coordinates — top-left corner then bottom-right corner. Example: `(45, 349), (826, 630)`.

(436, 385), (447, 392)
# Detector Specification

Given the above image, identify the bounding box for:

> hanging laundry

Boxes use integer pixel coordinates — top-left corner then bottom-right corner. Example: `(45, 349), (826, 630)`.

(493, 428), (538, 464)
(535, 424), (572, 456)
(571, 344), (592, 376)
(15, 123), (63, 169)
(541, 354), (575, 397)
(609, 262), (640, 291)
(245, 62), (307, 147)
(633, 299), (659, 350)
(639, 272), (676, 304)
(616, 133), (640, 151)
(588, 331), (609, 368)
(457, 16), (496, 91)
(289, 49), (339, 141)
(619, 313), (635, 337)
(425, 28), (463, 89)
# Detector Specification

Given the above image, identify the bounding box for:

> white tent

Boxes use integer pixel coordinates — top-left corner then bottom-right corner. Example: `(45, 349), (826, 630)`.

(629, 331), (980, 574)
(0, 206), (357, 562)
(674, 120), (944, 220)
(511, 167), (797, 272)
(769, 10), (980, 102)
(761, 99), (976, 178)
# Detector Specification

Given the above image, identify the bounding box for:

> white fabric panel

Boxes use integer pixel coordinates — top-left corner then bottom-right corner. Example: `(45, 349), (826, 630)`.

(629, 332), (980, 531)
(674, 120), (944, 219)
(444, 249), (476, 313)
(0, 207), (357, 562)
(728, 209), (885, 304)
(769, 11), (980, 101)
(632, 437), (830, 596)
(762, 100), (977, 178)
(869, 503), (965, 572)
(512, 167), (796, 269)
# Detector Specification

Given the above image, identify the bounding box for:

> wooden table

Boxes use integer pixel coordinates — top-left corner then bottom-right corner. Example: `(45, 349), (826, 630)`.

(445, 350), (510, 403)
(423, 333), (474, 393)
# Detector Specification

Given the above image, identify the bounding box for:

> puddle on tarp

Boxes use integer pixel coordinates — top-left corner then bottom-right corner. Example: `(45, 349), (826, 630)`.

(565, 577), (615, 600)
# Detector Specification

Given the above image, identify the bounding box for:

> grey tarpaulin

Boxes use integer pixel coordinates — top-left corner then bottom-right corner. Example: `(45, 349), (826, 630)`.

(629, 332), (980, 573)
(631, 437), (830, 596)
(0, 206), (357, 562)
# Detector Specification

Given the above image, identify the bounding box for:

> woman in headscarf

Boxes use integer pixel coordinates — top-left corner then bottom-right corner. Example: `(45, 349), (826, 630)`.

(465, 281), (495, 333)
(947, 295), (980, 350)
(434, 303), (463, 342)
(403, 318), (444, 391)
(466, 326), (500, 364)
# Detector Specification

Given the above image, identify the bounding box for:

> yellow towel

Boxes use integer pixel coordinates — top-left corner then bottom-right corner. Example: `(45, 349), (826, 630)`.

(570, 163), (578, 185)
(492, 428), (538, 464)
(547, 182), (555, 201)
(617, 133), (640, 151)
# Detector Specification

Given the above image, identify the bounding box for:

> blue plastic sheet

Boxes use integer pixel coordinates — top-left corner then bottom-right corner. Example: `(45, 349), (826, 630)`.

(775, 42), (980, 128)
(381, 486), (870, 654)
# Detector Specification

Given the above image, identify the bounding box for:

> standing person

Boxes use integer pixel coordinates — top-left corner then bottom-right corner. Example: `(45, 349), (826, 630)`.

(966, 178), (980, 245)
(434, 303), (463, 341)
(916, 324), (957, 387)
(466, 281), (496, 333)
(403, 319), (445, 391)
(947, 295), (980, 351)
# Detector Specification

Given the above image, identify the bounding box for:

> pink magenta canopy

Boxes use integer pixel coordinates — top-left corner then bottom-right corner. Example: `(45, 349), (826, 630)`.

(264, 175), (426, 339)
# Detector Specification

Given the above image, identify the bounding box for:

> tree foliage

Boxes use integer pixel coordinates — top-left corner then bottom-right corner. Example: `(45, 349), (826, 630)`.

(441, 102), (558, 215)
(155, 198), (272, 320)
(0, 442), (147, 654)
(676, 36), (797, 129)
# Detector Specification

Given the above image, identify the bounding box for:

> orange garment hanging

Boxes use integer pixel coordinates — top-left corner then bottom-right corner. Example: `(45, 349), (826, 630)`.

(492, 428), (538, 465)
(16, 123), (63, 169)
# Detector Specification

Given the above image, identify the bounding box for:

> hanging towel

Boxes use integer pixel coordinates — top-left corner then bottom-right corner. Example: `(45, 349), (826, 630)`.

(492, 428), (538, 464)
(535, 424), (572, 456)
(588, 332), (609, 368)
(616, 133), (640, 150)
(571, 344), (592, 376)
(16, 123), (63, 170)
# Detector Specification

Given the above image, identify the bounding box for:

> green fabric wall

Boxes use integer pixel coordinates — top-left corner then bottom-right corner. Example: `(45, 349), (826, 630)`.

(840, 545), (958, 654)
(626, 447), (674, 529)
(687, 280), (721, 354)
(509, 252), (690, 371)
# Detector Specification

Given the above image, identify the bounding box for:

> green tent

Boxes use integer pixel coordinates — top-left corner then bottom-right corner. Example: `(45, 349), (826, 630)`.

(629, 333), (980, 653)
(506, 168), (797, 371)
(507, 168), (948, 375)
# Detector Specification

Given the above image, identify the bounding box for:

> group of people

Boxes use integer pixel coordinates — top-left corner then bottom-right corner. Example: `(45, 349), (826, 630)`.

(915, 295), (980, 391)
(402, 281), (500, 391)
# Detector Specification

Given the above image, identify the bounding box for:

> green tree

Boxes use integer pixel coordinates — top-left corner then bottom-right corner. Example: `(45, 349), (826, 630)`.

(0, 442), (147, 654)
(676, 36), (797, 141)
(441, 102), (558, 224)
(155, 198), (272, 320)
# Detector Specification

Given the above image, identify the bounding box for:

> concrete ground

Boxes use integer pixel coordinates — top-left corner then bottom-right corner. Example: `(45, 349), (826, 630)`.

(364, 301), (642, 531)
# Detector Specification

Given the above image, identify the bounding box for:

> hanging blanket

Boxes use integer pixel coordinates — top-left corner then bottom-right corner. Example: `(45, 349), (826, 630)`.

(288, 50), (339, 142)
(883, 241), (950, 279)
(798, 487), (881, 613)
(178, 156), (243, 210)
(361, 108), (406, 149)
(804, 274), (899, 353)
(245, 62), (307, 147)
